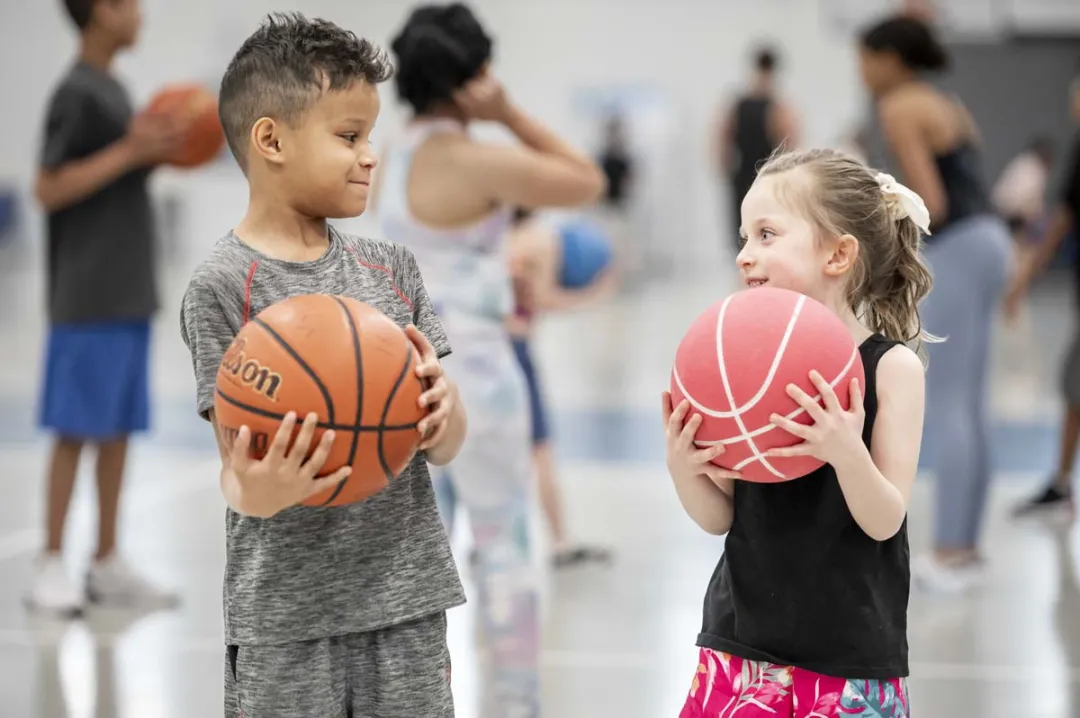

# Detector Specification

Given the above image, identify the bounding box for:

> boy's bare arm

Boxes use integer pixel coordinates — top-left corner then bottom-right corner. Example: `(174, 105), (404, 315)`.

(36, 111), (187, 213)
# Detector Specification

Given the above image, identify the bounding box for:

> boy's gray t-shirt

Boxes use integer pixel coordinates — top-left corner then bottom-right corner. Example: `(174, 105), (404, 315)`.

(180, 228), (465, 645)
(41, 61), (157, 324)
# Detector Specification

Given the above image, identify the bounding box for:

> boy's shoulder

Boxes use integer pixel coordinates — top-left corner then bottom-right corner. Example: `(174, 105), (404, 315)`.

(183, 234), (257, 302)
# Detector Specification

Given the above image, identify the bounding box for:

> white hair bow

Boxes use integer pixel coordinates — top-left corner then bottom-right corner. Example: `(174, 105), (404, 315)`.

(875, 173), (932, 236)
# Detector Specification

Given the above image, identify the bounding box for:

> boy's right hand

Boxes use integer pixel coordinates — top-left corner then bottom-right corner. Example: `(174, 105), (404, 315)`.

(228, 412), (352, 519)
(124, 109), (189, 167)
(662, 391), (741, 485)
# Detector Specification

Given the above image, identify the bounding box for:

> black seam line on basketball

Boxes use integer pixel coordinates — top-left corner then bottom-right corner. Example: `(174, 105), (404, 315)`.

(319, 295), (363, 507)
(251, 317), (336, 426)
(377, 336), (416, 482)
(214, 390), (418, 431)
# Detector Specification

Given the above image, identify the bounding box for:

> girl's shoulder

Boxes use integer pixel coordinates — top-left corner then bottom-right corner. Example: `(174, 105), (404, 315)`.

(874, 342), (925, 400)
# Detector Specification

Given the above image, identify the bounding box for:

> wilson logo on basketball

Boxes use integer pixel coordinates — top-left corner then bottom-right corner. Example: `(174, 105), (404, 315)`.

(219, 338), (283, 401)
(218, 424), (270, 454)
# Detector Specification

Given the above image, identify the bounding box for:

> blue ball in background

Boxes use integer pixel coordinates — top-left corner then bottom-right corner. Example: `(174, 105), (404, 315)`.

(558, 219), (613, 288)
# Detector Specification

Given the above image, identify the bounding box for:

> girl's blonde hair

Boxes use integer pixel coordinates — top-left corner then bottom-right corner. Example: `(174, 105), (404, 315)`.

(756, 147), (938, 354)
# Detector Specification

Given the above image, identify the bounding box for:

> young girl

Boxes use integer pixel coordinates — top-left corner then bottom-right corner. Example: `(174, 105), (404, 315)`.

(859, 14), (1010, 591)
(664, 148), (931, 717)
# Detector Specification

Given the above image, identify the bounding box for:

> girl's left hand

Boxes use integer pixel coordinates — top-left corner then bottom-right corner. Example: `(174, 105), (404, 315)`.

(765, 371), (865, 465)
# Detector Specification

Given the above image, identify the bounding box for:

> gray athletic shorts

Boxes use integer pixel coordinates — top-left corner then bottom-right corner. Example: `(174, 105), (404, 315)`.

(224, 611), (453, 718)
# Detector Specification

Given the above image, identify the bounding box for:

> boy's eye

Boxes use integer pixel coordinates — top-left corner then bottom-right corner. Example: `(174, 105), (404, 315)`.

(341, 133), (358, 143)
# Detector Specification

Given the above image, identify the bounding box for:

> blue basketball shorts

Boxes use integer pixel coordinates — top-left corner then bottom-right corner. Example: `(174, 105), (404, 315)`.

(38, 320), (151, 441)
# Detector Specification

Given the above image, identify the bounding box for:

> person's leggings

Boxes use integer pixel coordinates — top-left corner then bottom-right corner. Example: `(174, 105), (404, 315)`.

(921, 214), (1011, 550)
(430, 330), (539, 718)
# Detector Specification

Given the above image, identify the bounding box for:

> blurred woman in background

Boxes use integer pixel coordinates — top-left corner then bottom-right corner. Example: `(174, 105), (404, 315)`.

(858, 14), (1011, 593)
(375, 4), (605, 715)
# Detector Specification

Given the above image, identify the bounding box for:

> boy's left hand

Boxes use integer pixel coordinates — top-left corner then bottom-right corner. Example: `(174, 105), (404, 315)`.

(405, 325), (454, 451)
(765, 371), (865, 465)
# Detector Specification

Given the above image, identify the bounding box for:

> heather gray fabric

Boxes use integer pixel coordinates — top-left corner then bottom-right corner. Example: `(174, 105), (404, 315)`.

(180, 228), (464, 646)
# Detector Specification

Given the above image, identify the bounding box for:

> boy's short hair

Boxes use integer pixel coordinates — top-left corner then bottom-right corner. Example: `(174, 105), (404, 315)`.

(62, 0), (96, 29)
(218, 13), (394, 168)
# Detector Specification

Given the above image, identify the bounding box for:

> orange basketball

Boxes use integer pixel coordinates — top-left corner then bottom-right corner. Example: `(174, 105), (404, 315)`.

(146, 83), (225, 168)
(213, 294), (428, 508)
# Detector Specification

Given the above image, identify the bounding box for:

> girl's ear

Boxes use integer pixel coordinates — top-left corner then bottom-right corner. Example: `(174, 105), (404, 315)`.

(824, 233), (859, 277)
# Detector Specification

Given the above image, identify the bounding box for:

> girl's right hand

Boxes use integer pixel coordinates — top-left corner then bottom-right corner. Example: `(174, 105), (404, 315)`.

(662, 391), (741, 485)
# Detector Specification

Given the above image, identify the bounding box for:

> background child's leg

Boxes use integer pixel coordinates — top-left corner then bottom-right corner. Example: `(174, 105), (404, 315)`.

(513, 337), (569, 550)
(29, 323), (92, 614)
(74, 321), (175, 606)
(532, 441), (568, 547)
(94, 437), (128, 560)
(93, 321), (149, 562)
(45, 438), (82, 555)
(26, 436), (85, 615)
(513, 335), (611, 568)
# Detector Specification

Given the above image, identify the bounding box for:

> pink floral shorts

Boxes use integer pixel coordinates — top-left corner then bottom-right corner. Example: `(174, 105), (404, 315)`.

(681, 648), (909, 718)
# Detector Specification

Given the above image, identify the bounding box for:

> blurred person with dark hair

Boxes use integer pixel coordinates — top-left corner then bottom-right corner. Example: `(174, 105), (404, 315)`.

(714, 44), (801, 247)
(593, 114), (638, 279)
(27, 0), (186, 617)
(859, 14), (1011, 593)
(598, 114), (634, 212)
(376, 4), (605, 716)
(1005, 62), (1080, 519)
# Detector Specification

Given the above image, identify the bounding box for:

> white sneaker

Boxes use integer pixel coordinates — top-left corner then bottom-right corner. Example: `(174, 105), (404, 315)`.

(25, 554), (84, 617)
(86, 555), (180, 608)
(912, 553), (984, 595)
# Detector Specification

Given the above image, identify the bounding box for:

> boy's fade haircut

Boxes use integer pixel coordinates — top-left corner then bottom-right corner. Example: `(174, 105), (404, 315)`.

(218, 12), (394, 169)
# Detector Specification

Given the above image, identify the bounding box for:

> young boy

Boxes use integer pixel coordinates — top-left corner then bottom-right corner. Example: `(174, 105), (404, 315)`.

(179, 14), (468, 716)
(28, 0), (186, 615)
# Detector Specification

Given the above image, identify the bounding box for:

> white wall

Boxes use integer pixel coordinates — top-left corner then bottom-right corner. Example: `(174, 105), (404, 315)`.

(0, 0), (871, 262)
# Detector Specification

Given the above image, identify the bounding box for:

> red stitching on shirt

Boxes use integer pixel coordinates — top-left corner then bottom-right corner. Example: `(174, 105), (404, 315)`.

(242, 261), (259, 325)
(347, 247), (413, 311)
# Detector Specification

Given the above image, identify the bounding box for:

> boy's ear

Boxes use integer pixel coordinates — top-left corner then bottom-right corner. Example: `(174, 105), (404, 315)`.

(250, 117), (285, 165)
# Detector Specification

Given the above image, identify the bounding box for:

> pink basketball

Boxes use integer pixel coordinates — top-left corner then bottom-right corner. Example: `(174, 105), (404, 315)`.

(668, 287), (865, 484)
